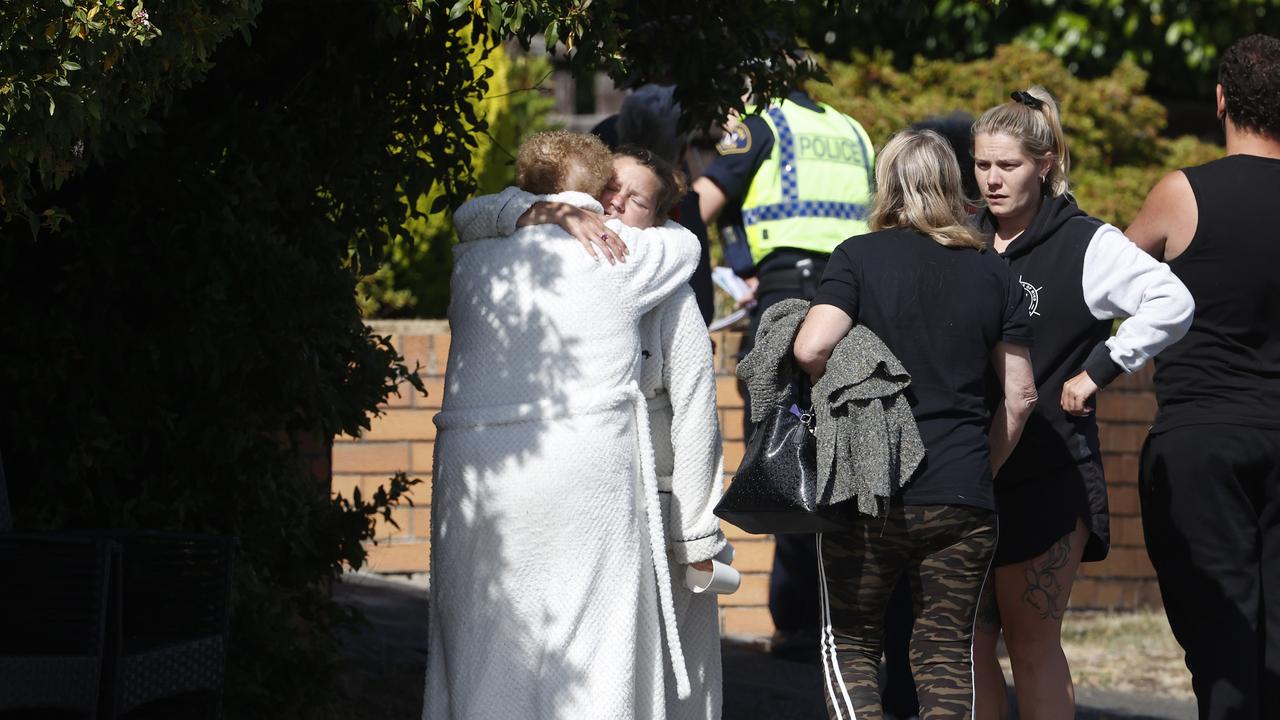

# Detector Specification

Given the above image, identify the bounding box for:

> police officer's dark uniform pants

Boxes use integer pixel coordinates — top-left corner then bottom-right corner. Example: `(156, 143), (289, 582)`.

(740, 252), (828, 648)
(1140, 425), (1280, 719)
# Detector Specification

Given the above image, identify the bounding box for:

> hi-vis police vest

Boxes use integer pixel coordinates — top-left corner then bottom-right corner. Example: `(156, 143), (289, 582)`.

(741, 100), (875, 264)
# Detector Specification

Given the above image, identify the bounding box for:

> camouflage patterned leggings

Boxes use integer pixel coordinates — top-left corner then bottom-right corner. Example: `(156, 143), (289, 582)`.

(817, 504), (997, 720)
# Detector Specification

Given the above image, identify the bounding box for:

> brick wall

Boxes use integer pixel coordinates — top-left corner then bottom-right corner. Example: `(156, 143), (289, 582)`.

(334, 320), (1162, 637)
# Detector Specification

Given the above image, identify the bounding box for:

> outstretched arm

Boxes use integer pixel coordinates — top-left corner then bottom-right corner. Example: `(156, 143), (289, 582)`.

(516, 200), (627, 264)
(453, 186), (627, 262)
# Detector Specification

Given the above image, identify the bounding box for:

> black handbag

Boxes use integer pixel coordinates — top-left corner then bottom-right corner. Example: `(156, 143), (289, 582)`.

(714, 374), (854, 534)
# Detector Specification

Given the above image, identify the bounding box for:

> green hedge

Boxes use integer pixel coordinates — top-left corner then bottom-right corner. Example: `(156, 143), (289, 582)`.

(356, 43), (554, 319)
(814, 44), (1221, 227)
(0, 1), (262, 228)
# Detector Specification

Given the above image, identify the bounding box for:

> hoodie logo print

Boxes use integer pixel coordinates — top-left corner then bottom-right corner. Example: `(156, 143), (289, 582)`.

(1019, 276), (1043, 317)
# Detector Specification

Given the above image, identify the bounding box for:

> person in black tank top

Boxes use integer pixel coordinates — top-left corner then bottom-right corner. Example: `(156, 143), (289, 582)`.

(1127, 34), (1280, 720)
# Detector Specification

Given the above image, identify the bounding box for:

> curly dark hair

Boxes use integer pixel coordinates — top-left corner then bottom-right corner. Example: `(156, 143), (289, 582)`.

(1219, 34), (1280, 139)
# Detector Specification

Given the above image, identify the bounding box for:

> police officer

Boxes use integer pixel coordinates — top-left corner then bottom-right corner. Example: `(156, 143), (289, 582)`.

(691, 87), (874, 657)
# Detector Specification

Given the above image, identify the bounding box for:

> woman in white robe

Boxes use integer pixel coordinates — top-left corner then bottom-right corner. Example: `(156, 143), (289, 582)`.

(427, 175), (709, 720)
(467, 154), (731, 720)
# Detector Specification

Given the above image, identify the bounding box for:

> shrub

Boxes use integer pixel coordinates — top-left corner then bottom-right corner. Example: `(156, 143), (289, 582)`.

(814, 44), (1221, 227)
(356, 43), (555, 319)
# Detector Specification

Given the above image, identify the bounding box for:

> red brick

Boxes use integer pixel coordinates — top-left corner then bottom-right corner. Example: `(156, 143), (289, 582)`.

(716, 376), (746, 408)
(400, 333), (451, 378)
(411, 441), (437, 473)
(1107, 365), (1155, 391)
(730, 539), (776, 572)
(721, 518), (768, 542)
(363, 408), (436, 442)
(430, 334), (451, 377)
(1107, 483), (1142, 515)
(378, 506), (415, 540)
(363, 541), (431, 574)
(1068, 578), (1105, 609)
(1110, 515), (1147, 547)
(400, 335), (431, 376)
(722, 606), (774, 638)
(384, 377), (416, 408)
(1134, 579), (1165, 608)
(1099, 423), (1149, 454)
(1098, 547), (1156, 579)
(1078, 560), (1107, 578)
(1102, 453), (1141, 485)
(377, 505), (431, 541)
(409, 507), (433, 540)
(1069, 578), (1164, 610)
(721, 408), (746, 441)
(409, 475), (432, 504)
(1097, 392), (1158, 423)
(419, 378), (447, 409)
(331, 474), (365, 501)
(723, 441), (746, 473)
(711, 335), (728, 373)
(721, 572), (770, 606)
(332, 442), (410, 474)
(711, 331), (744, 373)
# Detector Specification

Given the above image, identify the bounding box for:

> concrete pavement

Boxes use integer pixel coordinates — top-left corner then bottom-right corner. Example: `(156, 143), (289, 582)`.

(333, 573), (1195, 719)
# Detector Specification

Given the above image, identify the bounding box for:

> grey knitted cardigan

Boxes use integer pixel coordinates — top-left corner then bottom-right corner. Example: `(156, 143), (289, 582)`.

(736, 299), (926, 517)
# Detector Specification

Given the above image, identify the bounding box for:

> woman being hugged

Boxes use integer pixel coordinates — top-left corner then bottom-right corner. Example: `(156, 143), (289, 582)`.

(431, 133), (726, 720)
(793, 130), (1038, 718)
(969, 87), (1193, 719)
(428, 132), (709, 720)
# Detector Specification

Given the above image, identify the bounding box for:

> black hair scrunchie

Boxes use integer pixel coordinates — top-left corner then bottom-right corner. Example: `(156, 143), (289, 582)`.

(1010, 90), (1045, 109)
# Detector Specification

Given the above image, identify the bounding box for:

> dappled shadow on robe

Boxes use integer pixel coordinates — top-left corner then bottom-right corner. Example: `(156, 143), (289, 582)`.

(424, 237), (604, 712)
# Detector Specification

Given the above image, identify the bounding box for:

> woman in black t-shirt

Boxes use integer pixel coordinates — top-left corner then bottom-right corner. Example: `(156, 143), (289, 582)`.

(793, 129), (1037, 718)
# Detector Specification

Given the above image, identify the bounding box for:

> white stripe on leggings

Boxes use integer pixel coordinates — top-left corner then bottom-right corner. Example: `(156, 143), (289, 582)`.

(970, 516), (999, 716)
(817, 533), (857, 719)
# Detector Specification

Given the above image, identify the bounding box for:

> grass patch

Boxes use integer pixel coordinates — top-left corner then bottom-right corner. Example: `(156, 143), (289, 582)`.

(998, 609), (1193, 699)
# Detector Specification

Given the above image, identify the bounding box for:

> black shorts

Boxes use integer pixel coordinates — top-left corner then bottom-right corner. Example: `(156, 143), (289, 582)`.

(991, 464), (1092, 567)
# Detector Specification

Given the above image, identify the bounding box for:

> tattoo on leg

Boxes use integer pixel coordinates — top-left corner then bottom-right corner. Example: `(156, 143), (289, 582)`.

(1022, 535), (1072, 620)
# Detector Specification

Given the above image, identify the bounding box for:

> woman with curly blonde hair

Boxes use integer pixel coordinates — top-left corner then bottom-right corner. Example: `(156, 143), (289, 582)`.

(427, 131), (727, 720)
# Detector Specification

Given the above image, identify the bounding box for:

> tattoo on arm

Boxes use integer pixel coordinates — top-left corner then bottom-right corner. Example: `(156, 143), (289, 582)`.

(1022, 535), (1072, 620)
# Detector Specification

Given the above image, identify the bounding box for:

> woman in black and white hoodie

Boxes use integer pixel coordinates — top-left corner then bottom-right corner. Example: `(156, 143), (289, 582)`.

(969, 88), (1194, 720)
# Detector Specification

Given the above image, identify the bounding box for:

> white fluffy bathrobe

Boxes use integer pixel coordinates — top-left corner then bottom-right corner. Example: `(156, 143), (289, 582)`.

(639, 285), (729, 720)
(425, 189), (715, 720)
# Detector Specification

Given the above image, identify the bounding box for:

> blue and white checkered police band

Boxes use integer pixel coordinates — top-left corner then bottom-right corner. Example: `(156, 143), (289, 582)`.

(743, 200), (870, 225)
(740, 99), (876, 261)
(768, 108), (801, 203)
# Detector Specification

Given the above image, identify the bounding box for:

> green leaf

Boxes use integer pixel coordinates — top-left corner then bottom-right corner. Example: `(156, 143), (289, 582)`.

(61, 61), (81, 71)
(448, 0), (470, 21)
